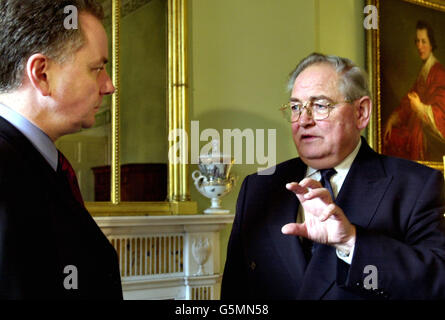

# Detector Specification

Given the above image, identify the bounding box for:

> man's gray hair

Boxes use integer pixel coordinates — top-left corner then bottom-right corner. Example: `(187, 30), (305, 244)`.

(287, 53), (371, 102)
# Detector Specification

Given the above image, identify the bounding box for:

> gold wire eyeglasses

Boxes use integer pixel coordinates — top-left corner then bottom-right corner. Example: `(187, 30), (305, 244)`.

(279, 99), (349, 123)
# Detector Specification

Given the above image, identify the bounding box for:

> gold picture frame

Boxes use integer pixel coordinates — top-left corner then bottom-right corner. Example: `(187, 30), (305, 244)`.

(367, 0), (445, 171)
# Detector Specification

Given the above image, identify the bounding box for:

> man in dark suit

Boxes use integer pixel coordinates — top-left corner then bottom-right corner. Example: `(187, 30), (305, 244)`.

(0, 0), (122, 299)
(221, 53), (445, 299)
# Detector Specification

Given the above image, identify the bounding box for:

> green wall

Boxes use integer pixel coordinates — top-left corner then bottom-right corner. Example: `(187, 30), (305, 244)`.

(120, 0), (167, 164)
(317, 0), (365, 68)
(188, 0), (365, 272)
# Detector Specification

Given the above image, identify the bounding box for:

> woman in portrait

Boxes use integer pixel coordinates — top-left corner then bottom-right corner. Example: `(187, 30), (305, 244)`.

(383, 20), (445, 161)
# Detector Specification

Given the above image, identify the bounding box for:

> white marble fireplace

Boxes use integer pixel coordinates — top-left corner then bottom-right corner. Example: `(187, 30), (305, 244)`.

(94, 214), (234, 300)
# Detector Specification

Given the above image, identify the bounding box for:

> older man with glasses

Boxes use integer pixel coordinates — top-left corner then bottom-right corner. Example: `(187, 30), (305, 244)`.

(221, 52), (445, 300)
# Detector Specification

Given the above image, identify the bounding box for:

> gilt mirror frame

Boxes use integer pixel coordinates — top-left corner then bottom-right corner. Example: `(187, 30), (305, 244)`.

(87, 0), (197, 216)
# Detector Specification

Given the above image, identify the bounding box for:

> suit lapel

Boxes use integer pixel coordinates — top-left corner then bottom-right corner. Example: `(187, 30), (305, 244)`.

(336, 139), (393, 228)
(0, 117), (58, 180)
(266, 158), (308, 288)
(297, 139), (393, 299)
(0, 117), (85, 210)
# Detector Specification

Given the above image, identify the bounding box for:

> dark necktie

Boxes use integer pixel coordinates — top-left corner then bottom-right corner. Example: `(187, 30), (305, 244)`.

(301, 168), (337, 263)
(319, 168), (337, 201)
(57, 150), (85, 207)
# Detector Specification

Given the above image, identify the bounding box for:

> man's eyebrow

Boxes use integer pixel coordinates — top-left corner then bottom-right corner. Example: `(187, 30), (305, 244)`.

(91, 57), (108, 65)
(290, 95), (333, 102)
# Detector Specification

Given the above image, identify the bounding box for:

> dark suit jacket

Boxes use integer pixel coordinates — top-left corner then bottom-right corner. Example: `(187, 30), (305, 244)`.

(0, 117), (122, 299)
(221, 138), (445, 299)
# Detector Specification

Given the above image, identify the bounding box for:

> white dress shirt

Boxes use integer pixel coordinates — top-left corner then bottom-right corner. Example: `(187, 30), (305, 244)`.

(297, 139), (362, 264)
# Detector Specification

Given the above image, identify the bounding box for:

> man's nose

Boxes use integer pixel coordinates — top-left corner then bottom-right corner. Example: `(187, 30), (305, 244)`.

(298, 107), (315, 126)
(101, 71), (116, 95)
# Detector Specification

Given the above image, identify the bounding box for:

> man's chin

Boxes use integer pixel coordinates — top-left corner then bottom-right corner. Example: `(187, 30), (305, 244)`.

(81, 119), (96, 129)
(301, 158), (334, 169)
(298, 151), (333, 168)
(295, 145), (324, 158)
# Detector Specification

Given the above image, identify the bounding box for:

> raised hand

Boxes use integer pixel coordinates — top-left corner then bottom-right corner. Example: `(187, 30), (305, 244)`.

(281, 178), (356, 254)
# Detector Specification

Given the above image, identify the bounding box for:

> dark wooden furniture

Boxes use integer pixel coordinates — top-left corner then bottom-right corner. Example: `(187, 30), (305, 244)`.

(92, 163), (167, 201)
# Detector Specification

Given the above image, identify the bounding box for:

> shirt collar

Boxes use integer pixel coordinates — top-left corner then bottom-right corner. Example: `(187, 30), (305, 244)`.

(334, 138), (361, 176)
(306, 138), (362, 177)
(420, 53), (437, 81)
(0, 103), (58, 171)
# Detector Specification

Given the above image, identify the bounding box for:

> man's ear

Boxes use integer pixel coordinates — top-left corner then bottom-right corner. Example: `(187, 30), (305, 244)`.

(356, 96), (372, 130)
(25, 54), (51, 96)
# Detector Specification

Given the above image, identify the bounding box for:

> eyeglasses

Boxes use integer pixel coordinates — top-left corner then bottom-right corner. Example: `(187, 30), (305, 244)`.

(279, 98), (349, 123)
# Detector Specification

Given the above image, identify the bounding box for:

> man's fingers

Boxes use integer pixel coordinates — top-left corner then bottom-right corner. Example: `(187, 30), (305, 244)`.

(303, 188), (332, 203)
(299, 178), (322, 189)
(286, 182), (308, 195)
(281, 223), (308, 237)
(319, 204), (340, 222)
(286, 178), (323, 197)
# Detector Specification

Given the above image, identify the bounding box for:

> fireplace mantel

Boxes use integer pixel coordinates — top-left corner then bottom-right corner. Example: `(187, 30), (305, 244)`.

(94, 214), (234, 300)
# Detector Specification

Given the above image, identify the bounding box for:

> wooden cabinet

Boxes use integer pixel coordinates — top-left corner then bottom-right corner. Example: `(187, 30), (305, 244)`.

(92, 163), (167, 201)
